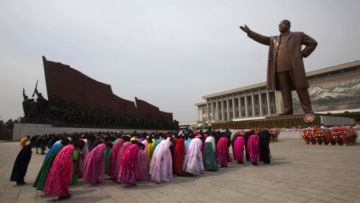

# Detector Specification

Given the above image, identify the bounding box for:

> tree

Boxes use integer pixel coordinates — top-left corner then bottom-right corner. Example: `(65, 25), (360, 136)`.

(5, 119), (14, 129)
(0, 120), (5, 129)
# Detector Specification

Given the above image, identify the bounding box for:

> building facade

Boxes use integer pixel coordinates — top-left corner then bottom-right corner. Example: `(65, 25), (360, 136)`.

(196, 60), (360, 123)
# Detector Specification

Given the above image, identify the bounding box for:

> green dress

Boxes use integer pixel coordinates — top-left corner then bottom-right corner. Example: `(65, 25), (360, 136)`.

(204, 142), (218, 171)
(33, 146), (62, 190)
(71, 149), (80, 185)
(104, 148), (111, 175)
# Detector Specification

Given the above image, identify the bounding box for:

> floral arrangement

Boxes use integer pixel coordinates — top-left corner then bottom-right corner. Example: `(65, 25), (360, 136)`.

(302, 126), (357, 145)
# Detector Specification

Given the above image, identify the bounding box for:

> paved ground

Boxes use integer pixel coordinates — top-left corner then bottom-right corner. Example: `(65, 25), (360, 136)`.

(1, 138), (360, 203)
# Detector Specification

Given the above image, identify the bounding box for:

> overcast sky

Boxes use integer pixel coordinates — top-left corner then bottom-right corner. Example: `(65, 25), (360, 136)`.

(0, 0), (359, 123)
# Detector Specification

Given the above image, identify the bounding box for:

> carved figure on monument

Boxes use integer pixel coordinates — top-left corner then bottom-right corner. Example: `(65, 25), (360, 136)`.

(239, 20), (317, 115)
(22, 88), (31, 118)
(32, 84), (49, 117)
(22, 88), (38, 119)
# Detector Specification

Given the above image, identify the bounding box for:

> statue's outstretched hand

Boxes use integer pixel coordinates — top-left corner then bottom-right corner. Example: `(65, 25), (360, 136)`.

(239, 25), (250, 33)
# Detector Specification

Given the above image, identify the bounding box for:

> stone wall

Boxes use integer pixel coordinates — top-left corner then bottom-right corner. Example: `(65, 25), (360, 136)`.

(12, 123), (168, 141)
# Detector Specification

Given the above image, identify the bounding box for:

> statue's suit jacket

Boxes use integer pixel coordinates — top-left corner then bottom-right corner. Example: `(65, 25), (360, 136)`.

(247, 31), (317, 90)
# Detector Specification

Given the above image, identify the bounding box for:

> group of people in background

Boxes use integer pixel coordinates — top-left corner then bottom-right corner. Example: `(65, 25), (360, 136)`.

(10, 128), (271, 200)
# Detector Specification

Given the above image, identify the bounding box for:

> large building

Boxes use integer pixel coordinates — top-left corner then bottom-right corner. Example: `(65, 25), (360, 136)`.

(196, 60), (360, 123)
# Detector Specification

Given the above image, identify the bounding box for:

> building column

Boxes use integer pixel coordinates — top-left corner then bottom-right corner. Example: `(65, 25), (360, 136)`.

(212, 101), (216, 122)
(215, 100), (219, 121)
(251, 92), (255, 117)
(232, 96), (235, 120)
(266, 92), (271, 115)
(221, 99), (225, 122)
(259, 91), (263, 116)
(209, 99), (214, 121)
(215, 99), (219, 121)
(245, 94), (248, 118)
(226, 98), (230, 121)
(238, 95), (242, 118)
(205, 100), (209, 122)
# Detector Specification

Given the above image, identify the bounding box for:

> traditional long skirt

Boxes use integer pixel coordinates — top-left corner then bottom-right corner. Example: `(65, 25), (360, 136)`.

(173, 137), (185, 175)
(105, 148), (111, 175)
(135, 140), (149, 181)
(216, 137), (229, 167)
(183, 138), (204, 175)
(233, 136), (245, 164)
(204, 142), (218, 171)
(118, 144), (139, 185)
(33, 143), (62, 190)
(247, 134), (259, 165)
(82, 143), (106, 185)
(114, 142), (131, 180)
(71, 150), (80, 185)
(10, 144), (32, 185)
(43, 145), (74, 197)
(108, 139), (125, 178)
(149, 139), (173, 183)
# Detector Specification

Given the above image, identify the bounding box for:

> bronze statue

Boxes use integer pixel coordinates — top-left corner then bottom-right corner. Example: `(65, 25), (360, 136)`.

(22, 88), (36, 118)
(240, 20), (317, 115)
(22, 88), (30, 118)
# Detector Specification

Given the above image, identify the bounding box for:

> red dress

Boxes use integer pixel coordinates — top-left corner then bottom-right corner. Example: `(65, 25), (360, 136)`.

(174, 137), (185, 174)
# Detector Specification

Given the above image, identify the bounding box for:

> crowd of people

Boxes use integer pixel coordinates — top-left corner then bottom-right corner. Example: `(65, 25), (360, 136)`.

(10, 128), (272, 200)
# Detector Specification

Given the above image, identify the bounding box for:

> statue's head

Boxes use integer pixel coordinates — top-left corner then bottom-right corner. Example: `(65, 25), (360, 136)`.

(279, 19), (291, 33)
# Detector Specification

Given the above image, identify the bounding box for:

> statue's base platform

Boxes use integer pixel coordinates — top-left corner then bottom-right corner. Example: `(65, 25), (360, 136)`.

(212, 114), (354, 129)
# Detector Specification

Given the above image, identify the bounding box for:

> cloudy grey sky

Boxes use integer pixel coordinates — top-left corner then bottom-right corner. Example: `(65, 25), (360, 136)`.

(0, 0), (359, 123)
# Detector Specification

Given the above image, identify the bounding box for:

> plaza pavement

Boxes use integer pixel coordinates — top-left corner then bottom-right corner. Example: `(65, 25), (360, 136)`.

(1, 137), (360, 203)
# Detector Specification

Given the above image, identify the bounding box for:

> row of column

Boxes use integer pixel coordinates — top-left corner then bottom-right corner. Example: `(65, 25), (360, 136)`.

(205, 91), (277, 122)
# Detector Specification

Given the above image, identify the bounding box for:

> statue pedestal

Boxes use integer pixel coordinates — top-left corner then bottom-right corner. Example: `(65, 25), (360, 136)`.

(212, 114), (354, 129)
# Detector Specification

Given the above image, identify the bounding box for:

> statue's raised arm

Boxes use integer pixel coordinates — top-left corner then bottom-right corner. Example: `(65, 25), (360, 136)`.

(239, 24), (251, 34)
(239, 24), (271, 46)
(23, 88), (27, 100)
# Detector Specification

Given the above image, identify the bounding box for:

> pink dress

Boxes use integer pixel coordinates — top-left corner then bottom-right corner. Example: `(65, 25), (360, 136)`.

(118, 143), (139, 185)
(216, 137), (229, 167)
(108, 138), (125, 178)
(233, 136), (245, 163)
(136, 140), (149, 181)
(247, 134), (259, 164)
(82, 143), (106, 185)
(79, 140), (89, 177)
(43, 145), (75, 197)
(114, 142), (131, 181)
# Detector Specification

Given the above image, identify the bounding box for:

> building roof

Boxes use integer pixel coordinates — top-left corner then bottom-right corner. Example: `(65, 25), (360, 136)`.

(306, 60), (360, 77)
(202, 60), (360, 100)
(202, 82), (266, 99)
(194, 101), (207, 106)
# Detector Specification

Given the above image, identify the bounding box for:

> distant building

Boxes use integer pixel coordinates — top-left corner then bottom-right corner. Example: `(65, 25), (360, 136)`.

(196, 60), (360, 123)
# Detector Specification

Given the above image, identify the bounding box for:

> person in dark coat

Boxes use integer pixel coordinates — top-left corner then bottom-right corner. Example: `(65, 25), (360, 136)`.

(10, 140), (33, 185)
(258, 129), (271, 164)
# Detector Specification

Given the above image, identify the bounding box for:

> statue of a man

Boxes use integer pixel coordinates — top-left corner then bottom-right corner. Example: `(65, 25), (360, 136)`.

(240, 20), (317, 115)
(22, 88), (30, 118)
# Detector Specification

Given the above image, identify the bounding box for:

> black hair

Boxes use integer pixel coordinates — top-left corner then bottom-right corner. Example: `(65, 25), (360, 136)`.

(106, 141), (113, 149)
